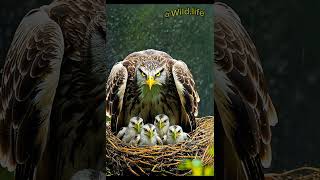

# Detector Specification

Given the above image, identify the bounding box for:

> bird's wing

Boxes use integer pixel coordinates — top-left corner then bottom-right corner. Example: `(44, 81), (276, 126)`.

(106, 62), (128, 132)
(183, 133), (191, 140)
(129, 135), (140, 146)
(0, 8), (64, 174)
(162, 135), (168, 145)
(116, 127), (127, 140)
(156, 135), (163, 145)
(172, 60), (200, 132)
(214, 2), (278, 179)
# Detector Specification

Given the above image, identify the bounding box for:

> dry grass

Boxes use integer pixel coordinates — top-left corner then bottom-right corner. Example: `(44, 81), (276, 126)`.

(106, 116), (214, 176)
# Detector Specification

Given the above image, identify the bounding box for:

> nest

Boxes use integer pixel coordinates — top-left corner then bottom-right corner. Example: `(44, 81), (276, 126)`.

(106, 116), (214, 176)
(265, 167), (320, 180)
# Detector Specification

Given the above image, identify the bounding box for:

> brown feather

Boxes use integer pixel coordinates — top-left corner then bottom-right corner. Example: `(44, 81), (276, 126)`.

(214, 2), (278, 179)
(0, 8), (64, 172)
(1, 0), (106, 179)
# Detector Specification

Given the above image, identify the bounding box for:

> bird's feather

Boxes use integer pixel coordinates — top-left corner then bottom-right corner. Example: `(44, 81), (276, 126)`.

(172, 60), (200, 132)
(214, 2), (278, 179)
(156, 136), (163, 145)
(116, 127), (127, 139)
(0, 8), (64, 176)
(106, 62), (128, 132)
(1, 1), (106, 179)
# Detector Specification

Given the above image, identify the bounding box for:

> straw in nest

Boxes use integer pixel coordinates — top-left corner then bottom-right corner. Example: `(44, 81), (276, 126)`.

(106, 116), (214, 176)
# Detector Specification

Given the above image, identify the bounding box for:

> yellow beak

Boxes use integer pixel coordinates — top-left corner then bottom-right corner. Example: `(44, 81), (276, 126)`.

(173, 132), (177, 140)
(159, 121), (164, 129)
(135, 123), (141, 133)
(146, 76), (156, 90)
(148, 131), (154, 138)
(172, 132), (180, 140)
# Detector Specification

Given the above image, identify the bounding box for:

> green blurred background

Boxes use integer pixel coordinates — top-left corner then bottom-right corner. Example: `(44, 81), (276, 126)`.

(106, 4), (214, 116)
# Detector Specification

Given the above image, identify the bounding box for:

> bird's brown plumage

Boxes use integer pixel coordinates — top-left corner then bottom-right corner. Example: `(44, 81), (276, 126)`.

(0, 0), (106, 179)
(106, 49), (200, 133)
(214, 2), (278, 180)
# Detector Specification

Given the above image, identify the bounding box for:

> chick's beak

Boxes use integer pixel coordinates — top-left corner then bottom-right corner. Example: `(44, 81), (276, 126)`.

(173, 131), (177, 140)
(135, 123), (141, 133)
(148, 130), (154, 138)
(159, 121), (164, 129)
(146, 76), (156, 90)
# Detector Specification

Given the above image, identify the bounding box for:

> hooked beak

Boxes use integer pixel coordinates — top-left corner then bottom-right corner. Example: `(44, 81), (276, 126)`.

(146, 76), (156, 90)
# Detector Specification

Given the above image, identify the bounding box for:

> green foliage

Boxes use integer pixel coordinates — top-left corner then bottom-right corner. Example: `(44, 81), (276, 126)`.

(178, 159), (214, 176)
(178, 147), (214, 176)
(106, 4), (214, 116)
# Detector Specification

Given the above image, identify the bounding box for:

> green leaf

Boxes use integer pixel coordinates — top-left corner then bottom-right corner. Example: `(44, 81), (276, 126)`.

(178, 159), (193, 170)
(204, 166), (214, 176)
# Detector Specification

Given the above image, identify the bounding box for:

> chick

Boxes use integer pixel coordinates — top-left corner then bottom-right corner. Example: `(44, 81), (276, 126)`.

(165, 125), (190, 144)
(129, 134), (141, 146)
(139, 124), (163, 146)
(116, 116), (144, 144)
(154, 114), (170, 138)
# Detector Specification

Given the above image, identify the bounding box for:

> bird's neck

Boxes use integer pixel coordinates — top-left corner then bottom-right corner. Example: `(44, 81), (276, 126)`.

(139, 85), (162, 102)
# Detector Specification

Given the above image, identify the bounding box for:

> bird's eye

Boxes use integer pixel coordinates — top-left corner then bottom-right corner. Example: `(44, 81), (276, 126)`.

(156, 72), (161, 77)
(139, 69), (146, 77)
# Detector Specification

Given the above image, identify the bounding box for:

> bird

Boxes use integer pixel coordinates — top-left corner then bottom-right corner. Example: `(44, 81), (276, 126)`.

(214, 2), (278, 180)
(0, 0), (107, 179)
(116, 116), (144, 144)
(139, 124), (163, 146)
(106, 49), (200, 134)
(154, 114), (170, 138)
(164, 125), (190, 145)
(128, 134), (141, 147)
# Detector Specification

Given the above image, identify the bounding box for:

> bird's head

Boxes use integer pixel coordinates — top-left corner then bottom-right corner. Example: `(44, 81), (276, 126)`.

(141, 124), (157, 139)
(136, 60), (166, 91)
(168, 125), (183, 141)
(154, 114), (170, 131)
(128, 116), (144, 133)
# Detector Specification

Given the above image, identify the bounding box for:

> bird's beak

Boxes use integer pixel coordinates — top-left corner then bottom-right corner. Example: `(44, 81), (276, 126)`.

(148, 131), (154, 138)
(146, 76), (156, 90)
(173, 132), (177, 140)
(135, 123), (141, 133)
(159, 121), (164, 129)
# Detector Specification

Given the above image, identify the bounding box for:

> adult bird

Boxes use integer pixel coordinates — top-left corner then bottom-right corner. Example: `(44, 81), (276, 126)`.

(214, 2), (278, 180)
(0, 0), (107, 179)
(106, 49), (200, 133)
